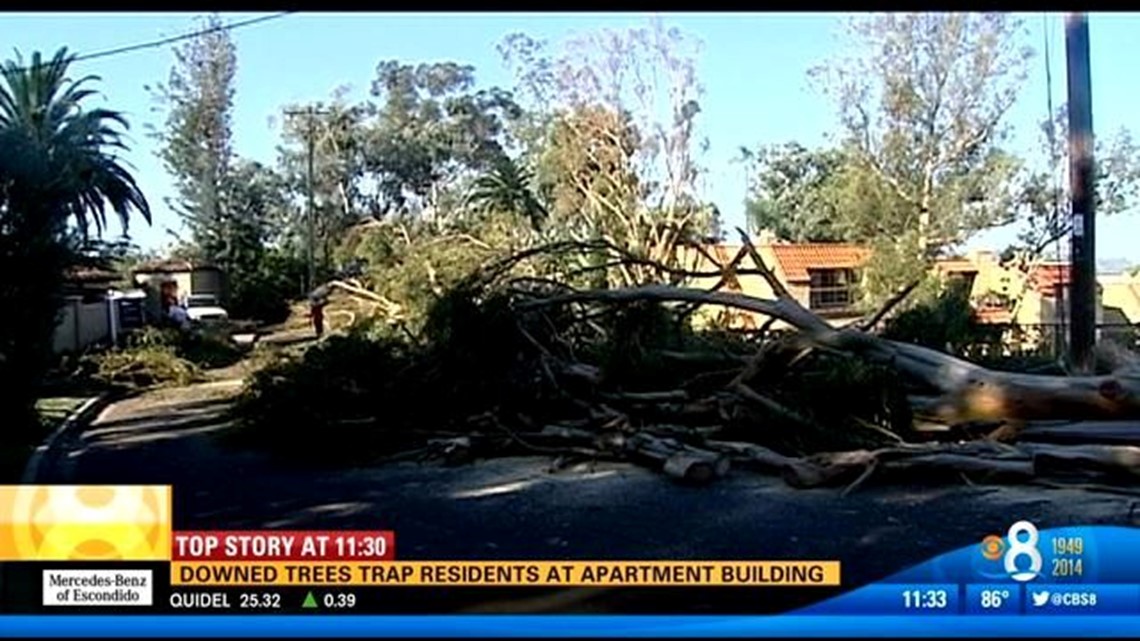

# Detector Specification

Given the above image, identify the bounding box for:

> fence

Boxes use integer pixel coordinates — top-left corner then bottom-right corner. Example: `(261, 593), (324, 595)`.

(964, 322), (1140, 360)
(53, 297), (112, 354)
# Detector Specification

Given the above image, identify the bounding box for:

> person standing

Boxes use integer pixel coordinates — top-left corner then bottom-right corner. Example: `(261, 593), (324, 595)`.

(308, 285), (330, 337)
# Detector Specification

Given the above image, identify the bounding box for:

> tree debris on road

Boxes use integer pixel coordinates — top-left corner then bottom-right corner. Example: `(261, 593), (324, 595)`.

(234, 230), (1140, 492)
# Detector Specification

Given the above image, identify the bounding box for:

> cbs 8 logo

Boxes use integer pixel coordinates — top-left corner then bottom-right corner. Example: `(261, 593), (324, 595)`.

(1004, 520), (1043, 582)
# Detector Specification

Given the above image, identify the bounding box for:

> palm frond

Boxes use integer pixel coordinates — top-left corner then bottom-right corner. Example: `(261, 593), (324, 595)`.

(0, 47), (150, 237)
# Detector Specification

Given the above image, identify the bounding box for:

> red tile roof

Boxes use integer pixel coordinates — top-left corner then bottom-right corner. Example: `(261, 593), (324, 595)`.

(935, 258), (978, 273)
(134, 259), (221, 274)
(1030, 263), (1071, 296)
(975, 307), (1014, 324)
(767, 243), (871, 282)
(63, 266), (120, 283)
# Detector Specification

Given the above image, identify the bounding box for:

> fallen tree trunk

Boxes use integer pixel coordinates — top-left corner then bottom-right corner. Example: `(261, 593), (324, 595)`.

(623, 432), (730, 484)
(1018, 420), (1140, 445)
(521, 284), (1140, 428)
(282, 235), (1140, 491)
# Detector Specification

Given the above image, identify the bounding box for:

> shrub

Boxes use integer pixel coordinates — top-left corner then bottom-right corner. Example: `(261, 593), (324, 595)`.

(80, 326), (243, 388)
(882, 281), (990, 354)
(230, 333), (421, 464)
(231, 274), (916, 465)
(85, 344), (199, 388)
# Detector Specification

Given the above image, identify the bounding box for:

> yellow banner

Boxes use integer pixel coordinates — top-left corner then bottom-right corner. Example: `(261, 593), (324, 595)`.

(0, 485), (172, 561)
(172, 560), (841, 586)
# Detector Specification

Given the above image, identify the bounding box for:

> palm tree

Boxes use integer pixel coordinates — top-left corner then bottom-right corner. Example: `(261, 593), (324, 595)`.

(465, 155), (547, 230)
(0, 48), (150, 237)
(0, 48), (151, 444)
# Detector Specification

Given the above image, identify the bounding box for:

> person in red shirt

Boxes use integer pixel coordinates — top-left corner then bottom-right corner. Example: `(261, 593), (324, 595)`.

(308, 285), (330, 337)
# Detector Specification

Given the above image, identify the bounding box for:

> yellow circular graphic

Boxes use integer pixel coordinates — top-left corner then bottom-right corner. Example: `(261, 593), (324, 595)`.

(980, 534), (1006, 561)
(10, 486), (168, 560)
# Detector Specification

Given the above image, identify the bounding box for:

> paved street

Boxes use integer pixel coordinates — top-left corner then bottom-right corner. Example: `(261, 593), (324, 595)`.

(36, 379), (1140, 613)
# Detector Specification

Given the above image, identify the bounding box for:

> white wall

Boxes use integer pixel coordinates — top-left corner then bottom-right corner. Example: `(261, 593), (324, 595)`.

(53, 297), (112, 354)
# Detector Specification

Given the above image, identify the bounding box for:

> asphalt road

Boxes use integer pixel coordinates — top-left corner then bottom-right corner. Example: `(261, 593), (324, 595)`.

(34, 380), (1140, 614)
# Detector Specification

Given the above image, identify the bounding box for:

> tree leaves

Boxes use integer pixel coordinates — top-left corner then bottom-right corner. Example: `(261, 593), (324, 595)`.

(740, 143), (848, 242)
(358, 60), (521, 217)
(149, 13), (236, 257)
(0, 47), (150, 238)
(818, 13), (1033, 259)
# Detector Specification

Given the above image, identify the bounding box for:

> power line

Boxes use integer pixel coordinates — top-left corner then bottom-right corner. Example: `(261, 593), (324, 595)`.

(7, 12), (295, 72)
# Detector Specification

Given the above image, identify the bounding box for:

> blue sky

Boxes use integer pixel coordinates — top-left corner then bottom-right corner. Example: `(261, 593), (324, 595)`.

(2, 12), (1138, 263)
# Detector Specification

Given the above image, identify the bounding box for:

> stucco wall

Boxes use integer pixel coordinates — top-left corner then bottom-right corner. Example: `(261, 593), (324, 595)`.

(53, 297), (111, 354)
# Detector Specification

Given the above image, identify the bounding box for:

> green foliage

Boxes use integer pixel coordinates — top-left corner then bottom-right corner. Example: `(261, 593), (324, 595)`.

(275, 93), (370, 276)
(149, 13), (236, 249)
(741, 142), (847, 242)
(360, 60), (521, 216)
(84, 328), (198, 388)
(81, 327), (242, 389)
(740, 349), (914, 453)
(231, 333), (420, 464)
(335, 214), (533, 333)
(217, 161), (296, 322)
(87, 344), (199, 389)
(587, 302), (692, 392)
(465, 155), (547, 230)
(1007, 106), (1140, 262)
(818, 13), (1031, 257)
(230, 249), (306, 323)
(151, 18), (299, 324)
(233, 274), (915, 465)
(881, 280), (1010, 362)
(497, 22), (717, 287)
(0, 47), (149, 444)
(859, 234), (938, 308)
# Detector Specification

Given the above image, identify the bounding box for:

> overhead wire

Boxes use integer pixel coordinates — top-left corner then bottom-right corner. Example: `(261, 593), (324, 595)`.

(6, 12), (295, 72)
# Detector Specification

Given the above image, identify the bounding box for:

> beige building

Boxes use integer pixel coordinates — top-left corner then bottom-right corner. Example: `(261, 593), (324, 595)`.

(1098, 271), (1140, 348)
(678, 232), (869, 330)
(935, 251), (1108, 351)
(676, 235), (1130, 354)
(133, 260), (225, 320)
(1100, 271), (1140, 323)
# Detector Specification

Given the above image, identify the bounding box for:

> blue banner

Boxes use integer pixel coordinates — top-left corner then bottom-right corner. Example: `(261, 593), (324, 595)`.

(4, 615), (1140, 637)
(3, 524), (1140, 636)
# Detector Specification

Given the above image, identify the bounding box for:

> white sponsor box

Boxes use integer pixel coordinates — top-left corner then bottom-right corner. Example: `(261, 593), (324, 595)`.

(42, 569), (153, 606)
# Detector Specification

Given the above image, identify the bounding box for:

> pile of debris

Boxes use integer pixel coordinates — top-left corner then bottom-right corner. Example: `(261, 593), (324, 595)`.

(243, 231), (1140, 493)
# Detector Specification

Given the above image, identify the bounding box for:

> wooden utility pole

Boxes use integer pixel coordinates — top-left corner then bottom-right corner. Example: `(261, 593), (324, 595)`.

(285, 105), (332, 293)
(1065, 13), (1097, 373)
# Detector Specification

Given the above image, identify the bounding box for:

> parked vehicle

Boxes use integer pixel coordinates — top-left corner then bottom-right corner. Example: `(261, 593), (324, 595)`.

(183, 294), (229, 323)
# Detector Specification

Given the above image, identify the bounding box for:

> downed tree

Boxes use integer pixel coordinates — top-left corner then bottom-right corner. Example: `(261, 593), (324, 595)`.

(514, 228), (1140, 435)
(235, 229), (1140, 490)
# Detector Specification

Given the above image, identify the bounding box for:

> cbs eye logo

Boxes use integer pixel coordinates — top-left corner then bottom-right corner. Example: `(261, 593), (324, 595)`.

(980, 534), (1006, 561)
(979, 520), (1043, 582)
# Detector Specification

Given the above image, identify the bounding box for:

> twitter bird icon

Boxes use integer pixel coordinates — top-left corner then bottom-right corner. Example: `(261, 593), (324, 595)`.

(1032, 591), (1051, 607)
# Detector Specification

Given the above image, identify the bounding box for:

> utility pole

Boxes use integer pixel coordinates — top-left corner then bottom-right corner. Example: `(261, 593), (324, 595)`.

(1065, 13), (1097, 373)
(284, 105), (332, 293)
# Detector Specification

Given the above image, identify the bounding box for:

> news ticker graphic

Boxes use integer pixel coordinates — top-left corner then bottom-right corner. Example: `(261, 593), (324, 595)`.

(0, 485), (171, 561)
(172, 531), (396, 561)
(789, 521), (1140, 616)
(4, 484), (1140, 619)
(798, 583), (1140, 615)
(888, 520), (1116, 584)
(169, 560), (842, 587)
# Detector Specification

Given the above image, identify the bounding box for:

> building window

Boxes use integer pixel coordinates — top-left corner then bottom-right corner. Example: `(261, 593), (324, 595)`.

(808, 268), (856, 311)
(946, 271), (977, 295)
